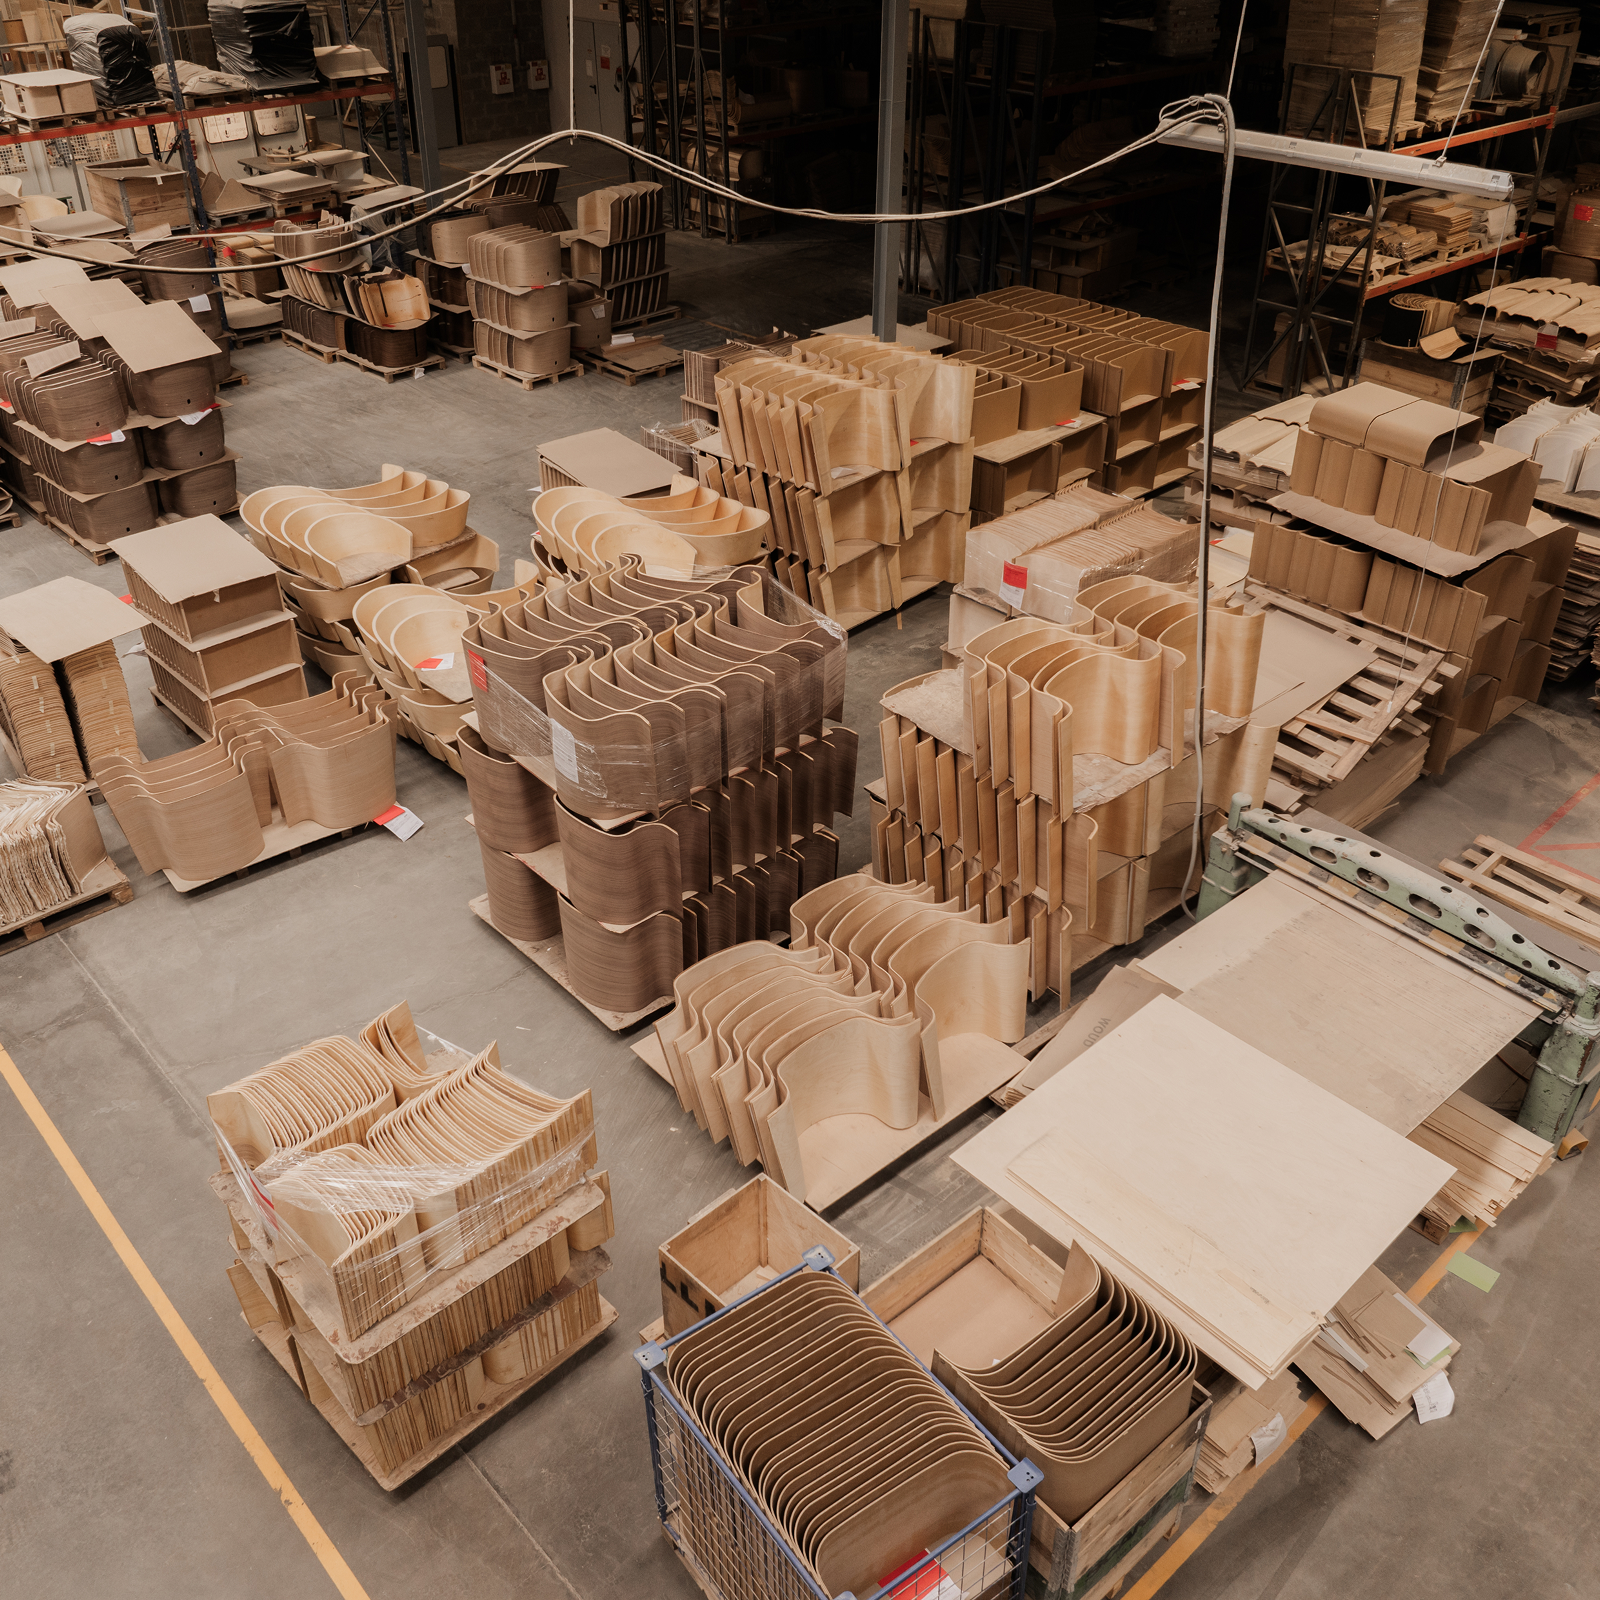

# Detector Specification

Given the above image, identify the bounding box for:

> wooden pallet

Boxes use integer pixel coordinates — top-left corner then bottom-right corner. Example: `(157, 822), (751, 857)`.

(1245, 584), (1448, 788)
(4, 106), (109, 131)
(470, 355), (582, 391)
(469, 893), (672, 1030)
(42, 512), (115, 565)
(428, 338), (475, 363)
(1439, 836), (1600, 948)
(576, 343), (684, 386)
(218, 367), (250, 388)
(162, 812), (375, 892)
(280, 327), (339, 364)
(614, 303), (681, 332)
(227, 325), (282, 347)
(0, 857), (131, 956)
(281, 328), (445, 382)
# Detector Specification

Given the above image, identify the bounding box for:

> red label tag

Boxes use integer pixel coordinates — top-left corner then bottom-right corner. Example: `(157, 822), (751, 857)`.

(1537, 320), (1559, 351)
(1055, 417), (1078, 427)
(1577, 203), (1594, 223)
(415, 656), (442, 671)
(467, 648), (488, 690)
(373, 804), (404, 826)
(1002, 561), (1028, 591)
(119, 593), (133, 603)
(599, 53), (610, 68)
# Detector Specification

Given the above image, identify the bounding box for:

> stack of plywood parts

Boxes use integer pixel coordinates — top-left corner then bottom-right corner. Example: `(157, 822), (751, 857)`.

(706, 331), (976, 627)
(642, 874), (1030, 1210)
(1408, 1089), (1555, 1229)
(571, 181), (667, 324)
(96, 673), (396, 886)
(660, 1268), (1016, 1600)
(872, 574), (1276, 997)
(209, 1000), (617, 1488)
(0, 647), (86, 783)
(0, 779), (116, 929)
(928, 286), (1209, 497)
(1196, 1368), (1308, 1493)
(463, 547), (856, 1023)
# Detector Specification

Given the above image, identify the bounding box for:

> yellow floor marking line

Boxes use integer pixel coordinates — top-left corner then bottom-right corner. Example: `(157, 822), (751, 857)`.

(0, 1045), (372, 1600)
(1123, 1221), (1490, 1600)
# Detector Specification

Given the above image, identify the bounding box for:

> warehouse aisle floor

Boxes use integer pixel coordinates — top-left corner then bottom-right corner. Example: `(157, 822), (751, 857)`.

(2, 236), (1598, 1600)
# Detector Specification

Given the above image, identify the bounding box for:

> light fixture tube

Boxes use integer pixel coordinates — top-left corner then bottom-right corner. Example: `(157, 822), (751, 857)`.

(1156, 123), (1516, 202)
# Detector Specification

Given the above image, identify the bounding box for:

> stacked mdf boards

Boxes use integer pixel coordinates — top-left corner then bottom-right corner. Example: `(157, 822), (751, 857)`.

(210, 1001), (617, 1488)
(462, 551), (857, 1020)
(928, 287), (1208, 496)
(710, 332), (976, 628)
(872, 570), (1276, 994)
(1283, 0), (1426, 140)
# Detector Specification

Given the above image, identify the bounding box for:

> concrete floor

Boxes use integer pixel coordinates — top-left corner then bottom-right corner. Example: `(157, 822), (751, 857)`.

(2, 184), (1599, 1600)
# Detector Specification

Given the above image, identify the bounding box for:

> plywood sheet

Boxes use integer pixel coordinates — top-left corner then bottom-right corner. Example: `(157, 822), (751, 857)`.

(1139, 874), (1539, 1134)
(953, 996), (1454, 1387)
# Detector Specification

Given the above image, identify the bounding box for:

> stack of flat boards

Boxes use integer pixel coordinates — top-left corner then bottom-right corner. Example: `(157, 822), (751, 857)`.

(0, 649), (85, 783)
(954, 996), (1455, 1386)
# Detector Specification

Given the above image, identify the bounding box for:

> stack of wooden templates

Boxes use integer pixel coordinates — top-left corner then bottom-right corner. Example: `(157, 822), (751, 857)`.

(210, 1002), (617, 1487)
(0, 575), (147, 781)
(705, 331), (977, 627)
(464, 546), (856, 1025)
(1407, 1090), (1555, 1229)
(953, 996), (1456, 1387)
(1195, 1368), (1308, 1493)
(927, 286), (1209, 495)
(464, 224), (574, 381)
(97, 673), (396, 888)
(1294, 1266), (1459, 1439)
(0, 647), (85, 783)
(660, 1269), (1016, 1600)
(571, 181), (668, 324)
(640, 873), (1031, 1209)
(0, 778), (122, 931)
(871, 574), (1276, 996)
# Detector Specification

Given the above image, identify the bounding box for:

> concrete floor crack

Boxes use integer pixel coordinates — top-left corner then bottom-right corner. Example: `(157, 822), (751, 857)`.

(459, 1450), (587, 1600)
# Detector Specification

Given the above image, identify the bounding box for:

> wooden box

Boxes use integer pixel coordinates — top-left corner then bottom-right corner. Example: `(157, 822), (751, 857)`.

(658, 1175), (861, 1337)
(862, 1205), (1211, 1600)
(972, 437), (1060, 522)
(139, 611), (300, 698)
(84, 159), (194, 233)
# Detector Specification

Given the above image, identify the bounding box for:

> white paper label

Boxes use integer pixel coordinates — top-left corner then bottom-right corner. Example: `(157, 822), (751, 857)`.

(414, 367), (426, 379)
(374, 803), (424, 840)
(1413, 1371), (1455, 1423)
(89, 430), (127, 445)
(1250, 1412), (1287, 1464)
(189, 294), (211, 312)
(179, 409), (212, 426)
(613, 332), (635, 345)
(1404, 1303), (1452, 1366)
(591, 305), (607, 318)
(552, 720), (579, 780)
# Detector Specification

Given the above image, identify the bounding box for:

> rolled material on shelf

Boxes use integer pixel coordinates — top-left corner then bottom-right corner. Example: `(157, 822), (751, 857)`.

(1382, 293), (1432, 349)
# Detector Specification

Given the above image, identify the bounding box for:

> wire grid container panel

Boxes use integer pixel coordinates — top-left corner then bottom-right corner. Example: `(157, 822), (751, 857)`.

(641, 1357), (1035, 1600)
(0, 144), (25, 177)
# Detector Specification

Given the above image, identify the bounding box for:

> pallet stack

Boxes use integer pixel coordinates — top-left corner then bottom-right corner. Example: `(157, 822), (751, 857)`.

(0, 778), (130, 950)
(463, 529), (856, 1029)
(703, 331), (974, 627)
(571, 181), (668, 327)
(927, 287), (1208, 497)
(463, 222), (576, 388)
(1283, 0), (1427, 141)
(209, 1005), (617, 1490)
(1416, 0), (1503, 122)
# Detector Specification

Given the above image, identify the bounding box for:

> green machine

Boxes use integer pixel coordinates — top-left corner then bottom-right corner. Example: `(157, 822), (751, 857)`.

(1197, 794), (1600, 1146)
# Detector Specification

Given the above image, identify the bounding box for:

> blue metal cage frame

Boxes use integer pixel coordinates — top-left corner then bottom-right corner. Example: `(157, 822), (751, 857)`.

(635, 1245), (1043, 1600)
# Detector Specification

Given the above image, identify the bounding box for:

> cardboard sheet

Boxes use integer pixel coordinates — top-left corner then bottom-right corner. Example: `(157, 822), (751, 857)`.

(1249, 609), (1378, 726)
(0, 576), (147, 660)
(95, 300), (222, 373)
(112, 515), (277, 600)
(1271, 492), (1547, 576)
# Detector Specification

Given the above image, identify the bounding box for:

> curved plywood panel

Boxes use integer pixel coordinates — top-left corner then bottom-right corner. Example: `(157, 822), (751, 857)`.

(555, 801), (684, 925)
(301, 511), (412, 588)
(458, 725), (558, 854)
(556, 893), (682, 1013)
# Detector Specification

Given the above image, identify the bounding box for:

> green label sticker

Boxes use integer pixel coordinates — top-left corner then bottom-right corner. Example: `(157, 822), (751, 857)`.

(1448, 1254), (1500, 1293)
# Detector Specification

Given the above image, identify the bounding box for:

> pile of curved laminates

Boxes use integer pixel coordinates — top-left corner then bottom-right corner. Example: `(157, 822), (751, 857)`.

(0, 779), (98, 924)
(0, 647), (86, 782)
(207, 1002), (614, 1480)
(711, 333), (976, 625)
(653, 874), (1028, 1208)
(97, 674), (396, 883)
(533, 475), (769, 577)
(933, 1248), (1197, 1524)
(464, 223), (572, 376)
(663, 1269), (1016, 1600)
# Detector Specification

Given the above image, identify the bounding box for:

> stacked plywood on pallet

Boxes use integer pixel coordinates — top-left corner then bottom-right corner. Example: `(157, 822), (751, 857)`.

(702, 331), (975, 627)
(209, 1002), (617, 1489)
(927, 287), (1208, 497)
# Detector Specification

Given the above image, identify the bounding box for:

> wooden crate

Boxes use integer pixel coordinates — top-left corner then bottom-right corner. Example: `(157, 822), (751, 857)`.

(862, 1205), (1211, 1600)
(658, 1175), (861, 1337)
(84, 159), (194, 233)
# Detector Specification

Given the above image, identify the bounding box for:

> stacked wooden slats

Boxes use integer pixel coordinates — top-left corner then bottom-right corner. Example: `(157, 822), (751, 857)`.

(0, 647), (85, 783)
(1439, 834), (1600, 947)
(1195, 1368), (1308, 1493)
(1407, 1090), (1555, 1228)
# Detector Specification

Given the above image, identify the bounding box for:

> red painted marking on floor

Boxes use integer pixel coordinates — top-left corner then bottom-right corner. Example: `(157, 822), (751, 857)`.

(1519, 771), (1600, 853)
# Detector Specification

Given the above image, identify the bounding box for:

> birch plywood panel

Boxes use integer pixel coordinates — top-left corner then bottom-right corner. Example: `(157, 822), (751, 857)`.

(1139, 874), (1539, 1134)
(953, 996), (1454, 1387)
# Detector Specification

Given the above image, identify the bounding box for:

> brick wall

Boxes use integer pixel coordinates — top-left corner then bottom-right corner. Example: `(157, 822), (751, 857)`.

(445, 0), (552, 144)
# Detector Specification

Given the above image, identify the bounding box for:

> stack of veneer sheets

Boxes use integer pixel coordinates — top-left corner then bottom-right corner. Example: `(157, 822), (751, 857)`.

(1407, 1090), (1554, 1229)
(0, 778), (105, 927)
(1415, 0), (1502, 121)
(462, 548), (858, 1016)
(1294, 1265), (1460, 1439)
(661, 1269), (1017, 1600)
(1195, 1368), (1307, 1493)
(208, 1004), (616, 1485)
(709, 331), (977, 627)
(0, 648), (87, 782)
(871, 574), (1272, 1000)
(570, 181), (667, 325)
(117, 516), (306, 739)
(934, 1245), (1197, 1524)
(1282, 0), (1425, 140)
(927, 286), (1210, 497)
(650, 875), (1029, 1209)
(463, 223), (572, 378)
(97, 674), (395, 884)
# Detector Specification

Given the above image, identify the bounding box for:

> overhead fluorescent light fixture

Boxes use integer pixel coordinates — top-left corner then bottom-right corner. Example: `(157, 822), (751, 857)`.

(1156, 123), (1516, 202)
